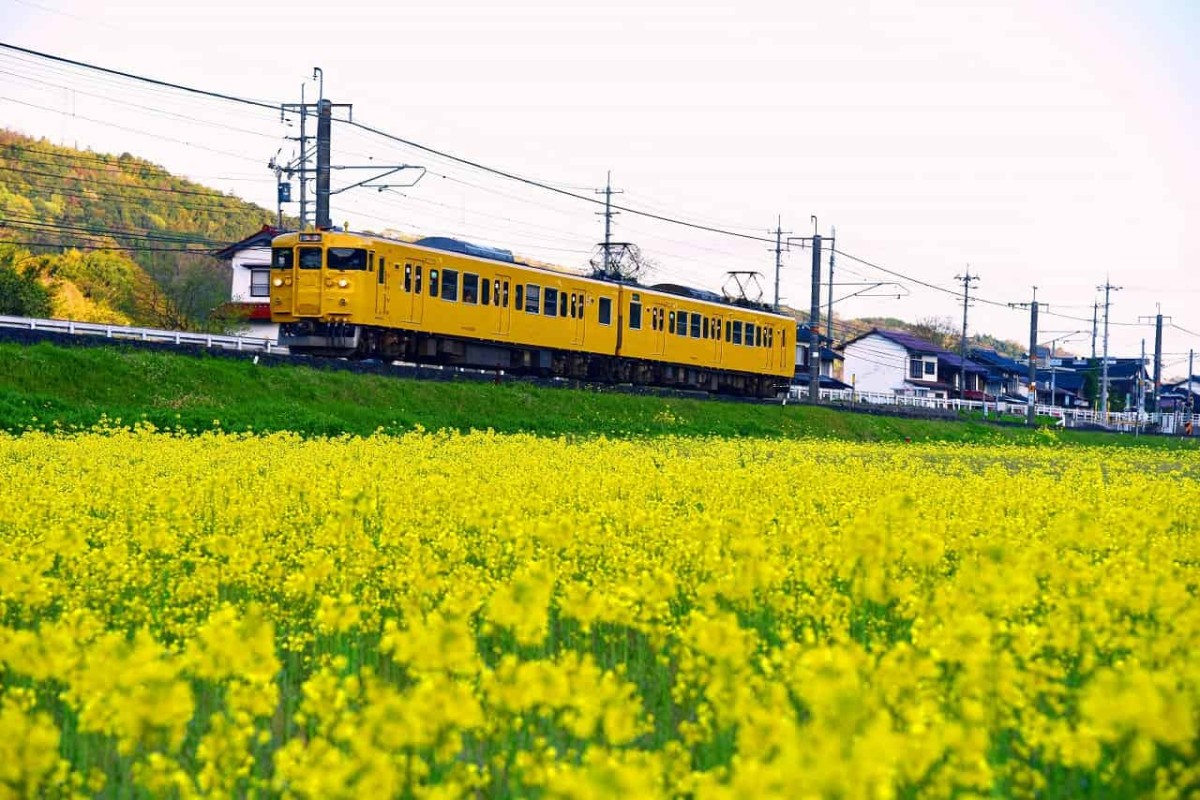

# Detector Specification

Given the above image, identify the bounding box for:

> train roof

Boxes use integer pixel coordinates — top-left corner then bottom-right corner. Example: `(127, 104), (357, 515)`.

(413, 236), (516, 264)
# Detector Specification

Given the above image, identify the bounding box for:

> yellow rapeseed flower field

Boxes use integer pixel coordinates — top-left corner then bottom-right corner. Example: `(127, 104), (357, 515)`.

(0, 426), (1197, 798)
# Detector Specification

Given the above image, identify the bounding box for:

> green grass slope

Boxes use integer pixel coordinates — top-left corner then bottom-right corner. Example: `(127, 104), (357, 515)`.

(0, 340), (1192, 448)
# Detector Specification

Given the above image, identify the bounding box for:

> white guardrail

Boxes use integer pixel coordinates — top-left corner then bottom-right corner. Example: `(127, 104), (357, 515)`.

(789, 385), (1200, 434)
(0, 314), (286, 355)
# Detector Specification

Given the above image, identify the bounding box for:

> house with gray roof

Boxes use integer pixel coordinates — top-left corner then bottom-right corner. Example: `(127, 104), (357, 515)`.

(842, 328), (987, 400)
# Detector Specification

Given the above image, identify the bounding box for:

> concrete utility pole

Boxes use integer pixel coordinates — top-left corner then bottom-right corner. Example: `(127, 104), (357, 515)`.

(1138, 308), (1168, 413)
(826, 226), (836, 341)
(771, 217), (790, 313)
(596, 172), (622, 278)
(1098, 280), (1122, 417)
(1010, 287), (1046, 426)
(1190, 349), (1196, 417)
(1091, 301), (1099, 360)
(808, 229), (823, 404)
(955, 268), (980, 400)
(315, 98), (332, 230)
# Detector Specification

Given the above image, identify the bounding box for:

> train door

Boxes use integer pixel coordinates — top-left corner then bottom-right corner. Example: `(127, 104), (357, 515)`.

(401, 260), (426, 325)
(373, 251), (388, 320)
(572, 291), (586, 345)
(653, 304), (667, 355)
(495, 274), (512, 336)
(295, 246), (324, 316)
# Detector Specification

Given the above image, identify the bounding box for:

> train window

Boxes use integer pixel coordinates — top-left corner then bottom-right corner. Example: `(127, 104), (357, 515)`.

(515, 284), (523, 309)
(702, 317), (709, 339)
(543, 287), (558, 317)
(415, 266), (423, 294)
(482, 278), (491, 306)
(377, 257), (385, 285)
(525, 285), (541, 314)
(757, 327), (764, 347)
(272, 248), (294, 269)
(745, 323), (754, 346)
(629, 298), (642, 330)
(430, 269), (440, 298)
(677, 312), (689, 337)
(598, 297), (612, 325)
(503, 281), (510, 307)
(441, 269), (458, 301)
(299, 247), (322, 269)
(690, 314), (701, 338)
(404, 264), (412, 292)
(559, 292), (568, 318)
(724, 320), (731, 342)
(328, 247), (368, 270)
(668, 311), (676, 334)
(733, 321), (743, 345)
(463, 273), (479, 304)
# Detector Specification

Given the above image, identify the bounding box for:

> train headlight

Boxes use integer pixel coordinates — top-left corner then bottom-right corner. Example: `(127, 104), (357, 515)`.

(273, 278), (283, 287)
(337, 279), (349, 288)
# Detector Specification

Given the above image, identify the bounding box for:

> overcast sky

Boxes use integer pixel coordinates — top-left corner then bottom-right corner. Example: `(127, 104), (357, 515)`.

(2, 0), (1197, 370)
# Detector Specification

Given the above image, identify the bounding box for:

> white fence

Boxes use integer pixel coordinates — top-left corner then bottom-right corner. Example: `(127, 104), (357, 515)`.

(789, 385), (1200, 434)
(0, 314), (285, 355)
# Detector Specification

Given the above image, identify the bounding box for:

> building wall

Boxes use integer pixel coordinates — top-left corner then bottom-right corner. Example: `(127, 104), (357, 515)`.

(843, 334), (908, 394)
(229, 245), (272, 303)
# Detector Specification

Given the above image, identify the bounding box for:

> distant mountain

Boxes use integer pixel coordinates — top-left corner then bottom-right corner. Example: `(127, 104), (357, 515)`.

(0, 130), (283, 330)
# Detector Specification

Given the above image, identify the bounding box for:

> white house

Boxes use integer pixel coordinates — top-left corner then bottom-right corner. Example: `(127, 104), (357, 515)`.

(842, 328), (987, 400)
(215, 226), (283, 340)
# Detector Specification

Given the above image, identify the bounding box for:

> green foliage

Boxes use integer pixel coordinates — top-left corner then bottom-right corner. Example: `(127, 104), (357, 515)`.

(0, 246), (52, 317)
(0, 129), (292, 331)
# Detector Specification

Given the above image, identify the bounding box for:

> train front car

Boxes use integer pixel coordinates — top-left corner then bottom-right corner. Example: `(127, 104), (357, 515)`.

(269, 230), (373, 355)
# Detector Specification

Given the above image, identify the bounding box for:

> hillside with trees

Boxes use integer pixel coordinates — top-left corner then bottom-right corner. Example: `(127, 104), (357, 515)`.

(0, 130), (283, 330)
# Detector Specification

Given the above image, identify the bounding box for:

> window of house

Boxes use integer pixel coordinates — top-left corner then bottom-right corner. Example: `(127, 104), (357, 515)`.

(910, 358), (924, 379)
(525, 284), (541, 314)
(482, 278), (491, 306)
(629, 296), (642, 330)
(598, 297), (612, 325)
(733, 321), (743, 345)
(544, 287), (559, 317)
(327, 247), (368, 270)
(463, 273), (479, 304)
(430, 269), (439, 298)
(299, 247), (322, 269)
(250, 269), (270, 297)
(925, 361), (935, 376)
(272, 248), (293, 269)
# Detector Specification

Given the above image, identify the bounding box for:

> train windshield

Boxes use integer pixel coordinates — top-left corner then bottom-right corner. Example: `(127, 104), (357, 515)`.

(327, 248), (368, 270)
(298, 248), (323, 269)
(271, 248), (293, 269)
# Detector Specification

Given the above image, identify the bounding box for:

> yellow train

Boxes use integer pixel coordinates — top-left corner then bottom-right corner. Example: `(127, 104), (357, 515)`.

(269, 230), (794, 396)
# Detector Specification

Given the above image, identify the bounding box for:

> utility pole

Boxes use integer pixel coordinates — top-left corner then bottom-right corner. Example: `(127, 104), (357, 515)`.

(1010, 287), (1046, 426)
(1091, 302), (1099, 360)
(1190, 349), (1196, 419)
(596, 172), (622, 279)
(1098, 280), (1122, 419)
(1138, 308), (1168, 413)
(770, 216), (790, 313)
(955, 268), (980, 401)
(826, 226), (836, 341)
(808, 230), (822, 404)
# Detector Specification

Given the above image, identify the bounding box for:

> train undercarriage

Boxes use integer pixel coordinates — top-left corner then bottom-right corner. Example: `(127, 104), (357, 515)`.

(280, 321), (784, 398)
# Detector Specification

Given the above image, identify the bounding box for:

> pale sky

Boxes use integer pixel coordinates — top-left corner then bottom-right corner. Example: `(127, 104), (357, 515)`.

(2, 0), (1197, 371)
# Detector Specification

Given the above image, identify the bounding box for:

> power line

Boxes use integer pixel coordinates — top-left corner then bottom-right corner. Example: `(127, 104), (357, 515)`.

(0, 41), (276, 111)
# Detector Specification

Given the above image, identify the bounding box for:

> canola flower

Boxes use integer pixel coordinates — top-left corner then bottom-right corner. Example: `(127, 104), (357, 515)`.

(0, 426), (1197, 798)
